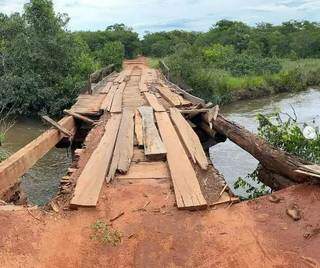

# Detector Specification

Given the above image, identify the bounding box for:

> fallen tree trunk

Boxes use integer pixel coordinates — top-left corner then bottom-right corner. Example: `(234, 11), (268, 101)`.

(211, 114), (311, 183)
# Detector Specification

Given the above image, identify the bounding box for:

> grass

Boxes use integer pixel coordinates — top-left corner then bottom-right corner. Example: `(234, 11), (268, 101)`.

(90, 220), (122, 246)
(281, 58), (320, 71)
(147, 57), (160, 69)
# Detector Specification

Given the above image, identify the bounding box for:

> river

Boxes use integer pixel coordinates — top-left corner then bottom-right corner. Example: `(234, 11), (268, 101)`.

(0, 88), (319, 204)
(0, 119), (71, 205)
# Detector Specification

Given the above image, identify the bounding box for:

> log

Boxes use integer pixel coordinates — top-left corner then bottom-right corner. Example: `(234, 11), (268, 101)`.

(211, 115), (311, 183)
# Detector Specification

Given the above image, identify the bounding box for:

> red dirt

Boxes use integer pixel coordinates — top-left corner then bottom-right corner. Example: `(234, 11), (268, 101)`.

(0, 181), (319, 267)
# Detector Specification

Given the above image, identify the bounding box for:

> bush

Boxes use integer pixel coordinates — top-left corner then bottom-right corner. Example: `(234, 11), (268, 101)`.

(96, 41), (124, 71)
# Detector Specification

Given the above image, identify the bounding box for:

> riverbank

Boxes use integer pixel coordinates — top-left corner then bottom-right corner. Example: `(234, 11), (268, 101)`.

(160, 58), (320, 105)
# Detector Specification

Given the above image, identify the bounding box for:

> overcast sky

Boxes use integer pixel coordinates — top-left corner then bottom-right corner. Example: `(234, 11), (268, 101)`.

(1, 0), (320, 34)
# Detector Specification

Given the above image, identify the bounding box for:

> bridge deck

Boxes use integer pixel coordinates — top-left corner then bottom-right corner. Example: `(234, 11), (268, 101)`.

(70, 58), (229, 210)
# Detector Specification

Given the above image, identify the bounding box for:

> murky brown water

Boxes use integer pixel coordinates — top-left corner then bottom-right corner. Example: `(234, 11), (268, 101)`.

(0, 118), (71, 205)
(210, 88), (320, 196)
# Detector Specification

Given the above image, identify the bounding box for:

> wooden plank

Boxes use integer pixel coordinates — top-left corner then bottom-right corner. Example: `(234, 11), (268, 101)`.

(100, 84), (118, 111)
(144, 92), (166, 112)
(71, 114), (122, 207)
(170, 108), (208, 170)
(117, 109), (134, 173)
(63, 110), (95, 125)
(110, 82), (126, 113)
(41, 116), (72, 137)
(0, 116), (76, 198)
(157, 86), (181, 106)
(155, 112), (207, 210)
(138, 106), (166, 160)
(106, 109), (134, 182)
(100, 81), (113, 94)
(134, 110), (144, 147)
(117, 161), (170, 180)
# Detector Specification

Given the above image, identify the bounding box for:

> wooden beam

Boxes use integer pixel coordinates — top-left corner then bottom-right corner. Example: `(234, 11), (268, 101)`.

(138, 106), (166, 160)
(0, 116), (76, 198)
(71, 114), (122, 207)
(155, 112), (207, 210)
(63, 110), (95, 125)
(170, 108), (208, 170)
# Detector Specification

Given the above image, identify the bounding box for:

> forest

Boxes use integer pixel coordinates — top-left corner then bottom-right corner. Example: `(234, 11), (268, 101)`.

(1, 0), (320, 117)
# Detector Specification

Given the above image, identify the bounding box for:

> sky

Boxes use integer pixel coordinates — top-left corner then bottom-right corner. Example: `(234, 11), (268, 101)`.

(1, 0), (320, 34)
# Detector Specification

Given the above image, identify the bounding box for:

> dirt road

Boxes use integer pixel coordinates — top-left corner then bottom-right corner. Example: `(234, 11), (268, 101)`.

(0, 182), (319, 267)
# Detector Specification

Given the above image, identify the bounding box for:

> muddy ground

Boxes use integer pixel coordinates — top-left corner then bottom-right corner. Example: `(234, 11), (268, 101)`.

(0, 181), (319, 267)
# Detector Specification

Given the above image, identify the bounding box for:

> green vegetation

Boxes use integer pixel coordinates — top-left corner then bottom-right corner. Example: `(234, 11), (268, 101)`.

(234, 111), (320, 199)
(2, 0), (320, 116)
(91, 220), (122, 246)
(257, 112), (320, 163)
(142, 20), (320, 105)
(0, 1), (140, 117)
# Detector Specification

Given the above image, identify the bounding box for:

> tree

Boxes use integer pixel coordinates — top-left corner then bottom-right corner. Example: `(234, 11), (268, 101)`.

(97, 41), (124, 70)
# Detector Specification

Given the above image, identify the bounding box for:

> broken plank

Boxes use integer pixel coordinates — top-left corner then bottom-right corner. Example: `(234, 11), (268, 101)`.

(117, 161), (170, 180)
(144, 92), (166, 112)
(110, 82), (126, 113)
(155, 112), (207, 210)
(100, 84), (118, 111)
(63, 110), (95, 125)
(41, 116), (72, 137)
(71, 114), (122, 207)
(106, 109), (134, 182)
(0, 116), (76, 198)
(138, 106), (166, 160)
(170, 108), (208, 170)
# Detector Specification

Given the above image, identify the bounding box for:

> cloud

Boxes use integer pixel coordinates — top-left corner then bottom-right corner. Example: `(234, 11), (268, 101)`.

(0, 0), (319, 34)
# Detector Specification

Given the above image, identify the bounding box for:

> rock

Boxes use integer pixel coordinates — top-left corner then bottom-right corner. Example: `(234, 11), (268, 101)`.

(286, 205), (301, 221)
(268, 194), (281, 203)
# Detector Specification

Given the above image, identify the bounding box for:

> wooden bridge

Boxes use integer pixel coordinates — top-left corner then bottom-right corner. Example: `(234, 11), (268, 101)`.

(0, 57), (319, 210)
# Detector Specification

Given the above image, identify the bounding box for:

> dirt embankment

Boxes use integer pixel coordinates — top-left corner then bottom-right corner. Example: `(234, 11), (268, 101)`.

(0, 181), (319, 267)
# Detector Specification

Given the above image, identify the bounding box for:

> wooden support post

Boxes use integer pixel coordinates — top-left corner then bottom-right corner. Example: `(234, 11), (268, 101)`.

(42, 116), (73, 137)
